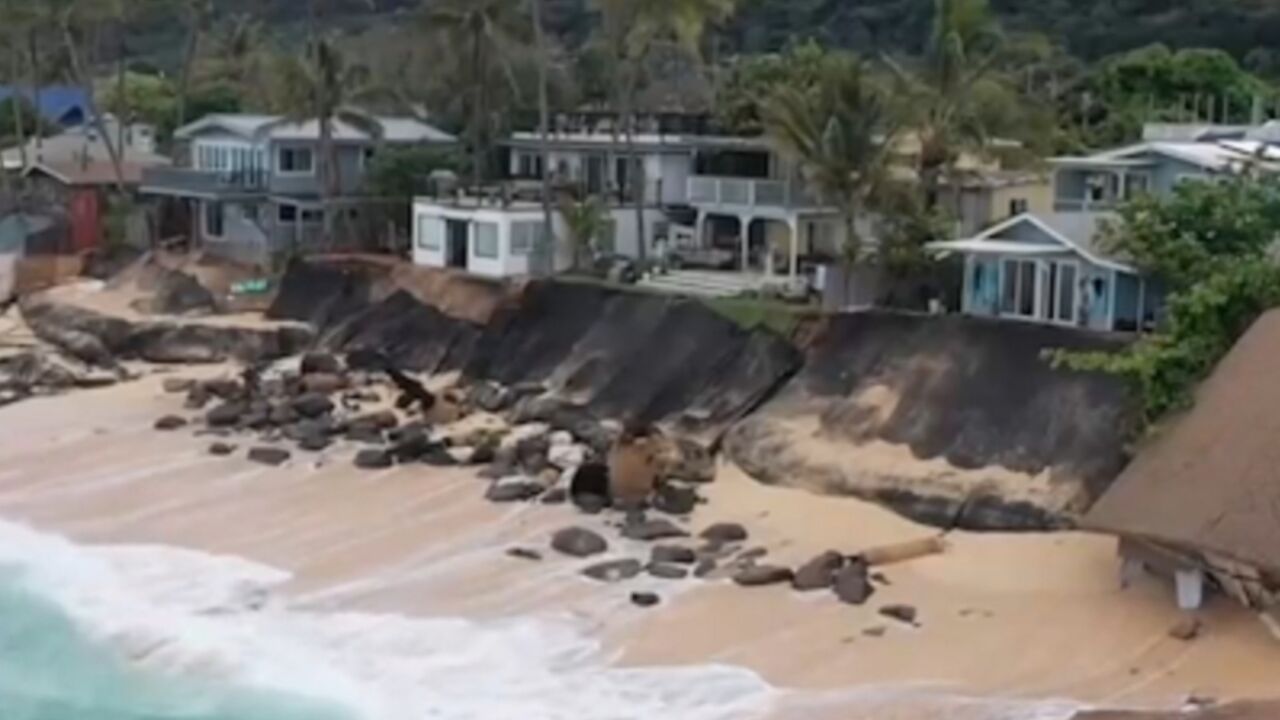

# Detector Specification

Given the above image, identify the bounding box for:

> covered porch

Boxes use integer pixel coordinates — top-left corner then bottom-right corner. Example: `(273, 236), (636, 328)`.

(683, 208), (843, 282)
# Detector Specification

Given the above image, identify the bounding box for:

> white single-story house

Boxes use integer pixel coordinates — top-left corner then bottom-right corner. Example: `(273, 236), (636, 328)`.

(411, 197), (650, 279)
(928, 214), (1166, 333)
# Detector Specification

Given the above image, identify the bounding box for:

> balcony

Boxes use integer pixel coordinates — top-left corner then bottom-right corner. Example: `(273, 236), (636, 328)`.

(141, 167), (269, 199)
(688, 176), (820, 211)
(1053, 197), (1120, 213)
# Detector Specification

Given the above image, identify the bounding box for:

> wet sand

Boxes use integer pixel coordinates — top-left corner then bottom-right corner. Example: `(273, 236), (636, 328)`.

(2, 374), (1279, 718)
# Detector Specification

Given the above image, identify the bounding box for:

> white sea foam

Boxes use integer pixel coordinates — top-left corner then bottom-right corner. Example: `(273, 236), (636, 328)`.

(0, 520), (781, 720)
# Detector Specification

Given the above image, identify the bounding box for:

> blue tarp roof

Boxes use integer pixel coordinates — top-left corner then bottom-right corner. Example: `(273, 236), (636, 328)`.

(0, 86), (90, 126)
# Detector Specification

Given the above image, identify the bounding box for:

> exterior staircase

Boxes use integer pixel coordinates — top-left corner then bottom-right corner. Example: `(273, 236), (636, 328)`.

(638, 270), (767, 299)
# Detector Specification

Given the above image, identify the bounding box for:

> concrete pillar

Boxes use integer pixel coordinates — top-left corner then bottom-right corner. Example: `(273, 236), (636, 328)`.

(694, 211), (706, 249)
(788, 217), (800, 280)
(1176, 568), (1206, 611)
(739, 215), (751, 272)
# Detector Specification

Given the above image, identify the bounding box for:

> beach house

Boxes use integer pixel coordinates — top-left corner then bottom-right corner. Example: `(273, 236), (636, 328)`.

(141, 113), (455, 265)
(926, 126), (1280, 332)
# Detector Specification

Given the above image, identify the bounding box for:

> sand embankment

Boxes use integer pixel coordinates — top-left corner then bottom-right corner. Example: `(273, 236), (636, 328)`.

(726, 311), (1139, 530)
(0, 375), (1278, 719)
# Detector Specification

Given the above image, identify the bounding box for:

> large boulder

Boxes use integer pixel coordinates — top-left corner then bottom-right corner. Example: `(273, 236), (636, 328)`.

(550, 527), (608, 558)
(291, 392), (335, 419)
(791, 551), (846, 592)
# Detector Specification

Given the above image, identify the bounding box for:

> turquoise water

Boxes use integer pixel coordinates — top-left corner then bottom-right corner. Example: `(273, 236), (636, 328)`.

(0, 568), (356, 720)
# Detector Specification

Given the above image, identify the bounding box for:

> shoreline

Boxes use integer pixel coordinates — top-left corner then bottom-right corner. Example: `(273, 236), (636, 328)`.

(1, 374), (1279, 719)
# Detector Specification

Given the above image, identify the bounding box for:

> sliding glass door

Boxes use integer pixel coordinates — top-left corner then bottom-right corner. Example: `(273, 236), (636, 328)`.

(1001, 258), (1079, 325)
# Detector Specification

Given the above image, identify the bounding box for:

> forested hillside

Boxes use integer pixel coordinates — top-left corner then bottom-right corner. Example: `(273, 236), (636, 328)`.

(123, 0), (1280, 72)
(231, 0), (1280, 71)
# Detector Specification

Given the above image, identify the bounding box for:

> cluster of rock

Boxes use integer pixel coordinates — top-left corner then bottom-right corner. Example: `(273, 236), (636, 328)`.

(153, 355), (917, 620)
(155, 351), (501, 468)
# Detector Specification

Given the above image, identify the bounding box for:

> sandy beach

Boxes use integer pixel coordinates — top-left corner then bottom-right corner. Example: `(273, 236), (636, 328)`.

(0, 372), (1278, 719)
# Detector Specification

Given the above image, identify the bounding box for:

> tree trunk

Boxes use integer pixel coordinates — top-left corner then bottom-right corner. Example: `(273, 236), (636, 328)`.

(61, 15), (128, 193)
(115, 19), (128, 162)
(319, 117), (335, 244)
(531, 0), (555, 275)
(621, 60), (646, 264)
(8, 46), (28, 171)
(28, 27), (42, 156)
(176, 5), (204, 129)
(470, 25), (485, 195)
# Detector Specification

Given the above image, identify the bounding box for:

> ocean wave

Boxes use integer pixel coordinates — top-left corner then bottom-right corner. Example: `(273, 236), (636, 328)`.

(0, 520), (779, 720)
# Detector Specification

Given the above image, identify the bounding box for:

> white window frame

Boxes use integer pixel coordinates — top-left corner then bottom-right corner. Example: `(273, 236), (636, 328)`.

(510, 220), (543, 256)
(474, 221), (500, 259)
(277, 146), (315, 175)
(417, 214), (444, 251)
(1001, 257), (1080, 326)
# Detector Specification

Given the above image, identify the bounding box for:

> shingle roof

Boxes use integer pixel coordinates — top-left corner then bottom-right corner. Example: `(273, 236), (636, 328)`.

(1085, 310), (1280, 574)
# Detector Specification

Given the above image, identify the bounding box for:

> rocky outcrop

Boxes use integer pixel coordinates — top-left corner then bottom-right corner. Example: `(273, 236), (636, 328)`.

(724, 311), (1139, 531)
(467, 281), (802, 443)
(22, 299), (311, 366)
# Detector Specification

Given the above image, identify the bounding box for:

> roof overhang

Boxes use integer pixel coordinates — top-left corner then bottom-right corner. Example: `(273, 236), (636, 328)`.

(927, 213), (1138, 274)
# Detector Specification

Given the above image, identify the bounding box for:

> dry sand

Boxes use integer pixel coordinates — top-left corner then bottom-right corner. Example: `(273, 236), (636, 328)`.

(1, 374), (1279, 719)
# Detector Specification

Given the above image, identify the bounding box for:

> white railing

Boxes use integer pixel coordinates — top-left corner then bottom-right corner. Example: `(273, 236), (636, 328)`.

(1054, 197), (1120, 213)
(687, 176), (817, 209)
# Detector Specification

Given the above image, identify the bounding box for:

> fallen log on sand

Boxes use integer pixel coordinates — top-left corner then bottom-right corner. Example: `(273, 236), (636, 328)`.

(858, 536), (948, 567)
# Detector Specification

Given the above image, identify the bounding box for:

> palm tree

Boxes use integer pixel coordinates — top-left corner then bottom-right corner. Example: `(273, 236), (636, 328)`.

(0, 0), (37, 174)
(885, 0), (1011, 214)
(274, 36), (379, 246)
(53, 0), (129, 192)
(418, 0), (529, 194)
(175, 0), (214, 128)
(591, 0), (737, 264)
(558, 193), (608, 271)
(764, 53), (900, 265)
(530, 0), (555, 276)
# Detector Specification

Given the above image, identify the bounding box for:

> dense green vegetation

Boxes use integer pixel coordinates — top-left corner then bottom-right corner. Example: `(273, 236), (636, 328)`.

(1058, 173), (1280, 425)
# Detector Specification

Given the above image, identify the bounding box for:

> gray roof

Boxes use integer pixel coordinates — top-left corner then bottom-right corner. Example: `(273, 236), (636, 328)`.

(174, 113), (456, 144)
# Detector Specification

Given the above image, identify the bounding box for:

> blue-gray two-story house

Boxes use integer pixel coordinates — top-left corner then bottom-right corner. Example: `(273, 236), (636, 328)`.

(928, 130), (1277, 333)
(141, 113), (455, 264)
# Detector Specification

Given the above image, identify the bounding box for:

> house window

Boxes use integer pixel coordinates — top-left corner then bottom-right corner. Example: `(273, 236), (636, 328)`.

(1042, 261), (1078, 324)
(1001, 259), (1038, 319)
(278, 205), (322, 223)
(516, 152), (544, 178)
(1008, 198), (1029, 216)
(510, 220), (544, 256)
(278, 147), (314, 174)
(417, 215), (444, 251)
(474, 221), (499, 259)
(204, 202), (224, 238)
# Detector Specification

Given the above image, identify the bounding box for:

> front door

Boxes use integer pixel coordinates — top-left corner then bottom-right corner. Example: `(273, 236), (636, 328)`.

(585, 154), (607, 195)
(446, 219), (468, 269)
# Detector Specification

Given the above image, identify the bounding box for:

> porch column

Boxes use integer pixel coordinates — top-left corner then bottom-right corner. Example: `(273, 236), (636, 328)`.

(739, 214), (751, 272)
(788, 217), (800, 280)
(694, 210), (706, 248)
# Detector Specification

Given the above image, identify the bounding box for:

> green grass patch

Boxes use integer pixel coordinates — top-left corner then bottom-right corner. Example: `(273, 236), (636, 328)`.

(703, 296), (811, 338)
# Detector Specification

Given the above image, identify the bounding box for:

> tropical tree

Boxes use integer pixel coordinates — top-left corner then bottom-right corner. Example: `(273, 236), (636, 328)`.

(530, 0), (555, 276)
(591, 0), (737, 263)
(763, 52), (900, 265)
(53, 0), (130, 191)
(885, 0), (1012, 214)
(558, 193), (608, 271)
(418, 0), (530, 193)
(274, 35), (378, 244)
(175, 0), (215, 128)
